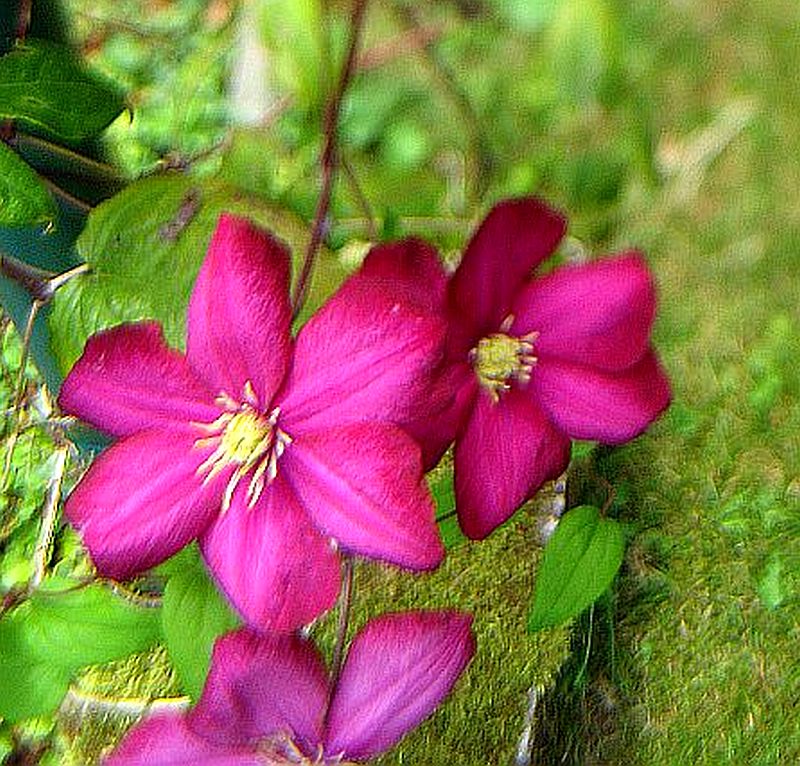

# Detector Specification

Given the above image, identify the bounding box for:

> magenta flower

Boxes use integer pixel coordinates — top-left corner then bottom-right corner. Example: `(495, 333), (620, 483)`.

(356, 198), (671, 539)
(105, 610), (475, 765)
(59, 214), (446, 631)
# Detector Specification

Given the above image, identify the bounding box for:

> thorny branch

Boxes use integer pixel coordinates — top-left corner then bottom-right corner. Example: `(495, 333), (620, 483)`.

(291, 0), (371, 317)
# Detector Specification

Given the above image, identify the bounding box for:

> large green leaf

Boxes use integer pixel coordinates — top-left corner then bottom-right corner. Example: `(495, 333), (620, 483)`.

(528, 505), (625, 632)
(0, 142), (56, 227)
(0, 582), (162, 721)
(0, 39), (125, 144)
(48, 173), (348, 376)
(161, 551), (239, 701)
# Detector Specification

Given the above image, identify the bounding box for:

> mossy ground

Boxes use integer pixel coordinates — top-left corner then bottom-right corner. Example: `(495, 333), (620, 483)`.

(539, 1), (800, 763)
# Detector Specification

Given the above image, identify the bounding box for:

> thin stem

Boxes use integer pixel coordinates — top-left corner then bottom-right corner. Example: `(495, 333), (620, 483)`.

(16, 0), (32, 42)
(392, 1), (493, 204)
(30, 442), (69, 589)
(60, 689), (190, 718)
(325, 555), (355, 715)
(1, 298), (41, 492)
(291, 0), (370, 317)
(341, 154), (378, 240)
(0, 251), (90, 302)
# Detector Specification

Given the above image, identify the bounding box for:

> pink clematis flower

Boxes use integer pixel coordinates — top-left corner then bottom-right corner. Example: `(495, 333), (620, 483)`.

(105, 610), (475, 765)
(356, 198), (671, 540)
(59, 214), (446, 632)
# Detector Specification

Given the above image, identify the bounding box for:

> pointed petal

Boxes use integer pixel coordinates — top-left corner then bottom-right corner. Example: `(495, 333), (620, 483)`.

(448, 198), (566, 355)
(532, 351), (672, 443)
(186, 214), (292, 406)
(283, 424), (444, 570)
(405, 364), (475, 470)
(64, 430), (229, 580)
(59, 322), (219, 438)
(355, 238), (448, 314)
(511, 253), (657, 370)
(187, 628), (327, 750)
(105, 711), (262, 766)
(455, 388), (571, 540)
(324, 611), (475, 760)
(200, 476), (340, 633)
(278, 276), (445, 433)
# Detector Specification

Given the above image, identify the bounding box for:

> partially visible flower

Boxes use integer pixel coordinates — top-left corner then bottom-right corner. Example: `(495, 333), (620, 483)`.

(59, 214), (446, 632)
(355, 198), (671, 539)
(105, 610), (476, 765)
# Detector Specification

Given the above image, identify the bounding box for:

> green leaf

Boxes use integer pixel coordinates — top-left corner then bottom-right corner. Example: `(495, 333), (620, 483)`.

(0, 39), (125, 144)
(48, 173), (345, 376)
(0, 582), (162, 721)
(757, 554), (786, 611)
(162, 554), (239, 701)
(428, 467), (467, 550)
(0, 142), (56, 226)
(528, 505), (625, 632)
(260, 0), (328, 110)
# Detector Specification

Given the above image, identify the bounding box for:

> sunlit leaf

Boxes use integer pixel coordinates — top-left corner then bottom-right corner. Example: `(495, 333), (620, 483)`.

(528, 504), (625, 632)
(0, 39), (125, 144)
(0, 582), (162, 721)
(0, 142), (56, 227)
(162, 552), (239, 701)
(48, 173), (347, 376)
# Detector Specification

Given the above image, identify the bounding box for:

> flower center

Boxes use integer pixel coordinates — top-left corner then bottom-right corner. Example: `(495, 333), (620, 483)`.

(471, 326), (538, 401)
(256, 736), (356, 765)
(194, 386), (291, 511)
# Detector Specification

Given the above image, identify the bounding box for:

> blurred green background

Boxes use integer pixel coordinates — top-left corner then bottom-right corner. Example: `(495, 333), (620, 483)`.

(2, 0), (800, 763)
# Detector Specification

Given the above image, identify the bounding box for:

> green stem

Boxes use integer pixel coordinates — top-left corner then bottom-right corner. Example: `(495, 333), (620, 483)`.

(325, 554), (355, 716)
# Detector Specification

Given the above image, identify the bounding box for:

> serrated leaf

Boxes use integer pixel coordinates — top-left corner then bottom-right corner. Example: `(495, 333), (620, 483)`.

(528, 505), (625, 632)
(48, 173), (347, 377)
(162, 553), (239, 701)
(0, 582), (162, 721)
(0, 39), (125, 144)
(0, 142), (56, 226)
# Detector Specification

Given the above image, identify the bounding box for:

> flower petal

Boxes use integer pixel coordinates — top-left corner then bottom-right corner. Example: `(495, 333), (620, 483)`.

(283, 424), (444, 570)
(405, 363), (475, 470)
(355, 238), (448, 314)
(59, 322), (219, 438)
(200, 475), (340, 633)
(105, 711), (262, 766)
(278, 276), (445, 433)
(186, 214), (292, 407)
(324, 611), (475, 760)
(64, 429), (229, 580)
(511, 252), (657, 370)
(188, 628), (327, 750)
(455, 387), (571, 540)
(447, 198), (566, 356)
(532, 351), (672, 443)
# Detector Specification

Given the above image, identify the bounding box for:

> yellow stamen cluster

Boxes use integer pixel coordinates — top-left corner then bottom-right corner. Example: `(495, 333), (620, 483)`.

(471, 320), (538, 402)
(194, 385), (291, 511)
(256, 735), (356, 765)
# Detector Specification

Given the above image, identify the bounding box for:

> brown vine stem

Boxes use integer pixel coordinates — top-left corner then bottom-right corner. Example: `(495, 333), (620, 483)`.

(291, 0), (370, 317)
(16, 0), (32, 42)
(325, 554), (355, 718)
